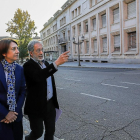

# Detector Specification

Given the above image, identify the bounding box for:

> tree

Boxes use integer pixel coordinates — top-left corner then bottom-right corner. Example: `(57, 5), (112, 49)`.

(6, 8), (37, 62)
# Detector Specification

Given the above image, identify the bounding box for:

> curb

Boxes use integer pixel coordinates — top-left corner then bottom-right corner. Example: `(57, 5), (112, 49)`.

(59, 65), (140, 69)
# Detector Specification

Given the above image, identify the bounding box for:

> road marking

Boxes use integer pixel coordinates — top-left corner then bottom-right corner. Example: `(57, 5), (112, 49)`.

(56, 87), (64, 89)
(121, 82), (140, 86)
(101, 83), (128, 89)
(80, 93), (115, 101)
(64, 78), (81, 81)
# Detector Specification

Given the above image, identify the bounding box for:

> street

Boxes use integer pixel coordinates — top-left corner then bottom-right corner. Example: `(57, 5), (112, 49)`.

(54, 67), (140, 140)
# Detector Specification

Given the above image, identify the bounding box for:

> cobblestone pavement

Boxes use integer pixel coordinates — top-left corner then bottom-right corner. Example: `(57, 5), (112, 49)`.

(23, 117), (63, 140)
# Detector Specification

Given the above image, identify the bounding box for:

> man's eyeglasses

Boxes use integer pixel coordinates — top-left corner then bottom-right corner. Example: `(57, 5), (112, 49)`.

(36, 48), (44, 53)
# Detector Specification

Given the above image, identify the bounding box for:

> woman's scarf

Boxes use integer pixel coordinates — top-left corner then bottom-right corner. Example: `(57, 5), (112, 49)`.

(1, 59), (17, 111)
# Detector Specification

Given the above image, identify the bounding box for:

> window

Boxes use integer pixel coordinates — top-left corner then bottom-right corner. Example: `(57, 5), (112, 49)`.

(54, 37), (55, 44)
(73, 27), (75, 36)
(78, 24), (81, 34)
(63, 33), (65, 40)
(78, 6), (81, 15)
(101, 14), (106, 28)
(43, 32), (46, 38)
(60, 20), (61, 26)
(75, 9), (77, 17)
(97, 0), (101, 3)
(86, 41), (89, 53)
(60, 17), (66, 26)
(47, 39), (49, 46)
(85, 22), (88, 32)
(56, 36), (58, 43)
(113, 8), (119, 23)
(128, 32), (136, 51)
(92, 18), (96, 30)
(128, 1), (136, 19)
(93, 39), (97, 52)
(114, 35), (120, 51)
(68, 31), (70, 41)
(91, 0), (95, 6)
(102, 37), (107, 52)
(62, 18), (63, 25)
(64, 17), (66, 24)
(72, 11), (74, 19)
(53, 24), (57, 32)
(47, 29), (50, 35)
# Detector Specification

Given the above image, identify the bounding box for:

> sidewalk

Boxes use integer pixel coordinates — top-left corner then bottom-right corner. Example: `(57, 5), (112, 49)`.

(58, 61), (140, 69)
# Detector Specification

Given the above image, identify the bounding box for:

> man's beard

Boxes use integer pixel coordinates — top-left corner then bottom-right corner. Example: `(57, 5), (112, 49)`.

(33, 55), (44, 62)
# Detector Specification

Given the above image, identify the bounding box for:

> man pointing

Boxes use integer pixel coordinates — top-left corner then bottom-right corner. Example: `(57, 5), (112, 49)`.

(23, 40), (69, 140)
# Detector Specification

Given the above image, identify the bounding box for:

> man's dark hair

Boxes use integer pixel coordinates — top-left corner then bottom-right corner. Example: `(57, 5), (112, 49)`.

(0, 39), (18, 61)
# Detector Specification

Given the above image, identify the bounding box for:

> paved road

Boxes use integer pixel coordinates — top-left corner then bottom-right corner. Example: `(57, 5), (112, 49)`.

(23, 117), (61, 140)
(53, 67), (140, 140)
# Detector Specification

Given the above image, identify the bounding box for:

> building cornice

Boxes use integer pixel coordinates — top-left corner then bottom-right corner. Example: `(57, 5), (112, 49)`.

(41, 23), (71, 41)
(40, 0), (77, 33)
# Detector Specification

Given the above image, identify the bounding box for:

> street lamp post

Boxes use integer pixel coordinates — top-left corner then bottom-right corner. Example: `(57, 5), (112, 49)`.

(73, 35), (85, 66)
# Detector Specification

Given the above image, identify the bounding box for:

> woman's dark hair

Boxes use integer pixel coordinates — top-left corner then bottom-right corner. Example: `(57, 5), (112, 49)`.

(0, 39), (18, 61)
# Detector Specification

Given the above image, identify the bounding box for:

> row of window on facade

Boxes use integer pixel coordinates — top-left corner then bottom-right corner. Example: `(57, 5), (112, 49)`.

(72, 6), (81, 19)
(43, 35), (58, 46)
(42, 0), (136, 39)
(46, 46), (58, 51)
(90, 0), (107, 7)
(74, 31), (136, 54)
(60, 17), (66, 27)
(73, 0), (136, 35)
(42, 17), (66, 38)
(45, 30), (71, 47)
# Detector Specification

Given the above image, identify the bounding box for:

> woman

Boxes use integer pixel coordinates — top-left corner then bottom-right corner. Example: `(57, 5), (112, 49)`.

(0, 39), (26, 140)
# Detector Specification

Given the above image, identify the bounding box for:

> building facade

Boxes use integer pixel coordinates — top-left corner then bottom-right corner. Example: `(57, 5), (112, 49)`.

(40, 0), (140, 63)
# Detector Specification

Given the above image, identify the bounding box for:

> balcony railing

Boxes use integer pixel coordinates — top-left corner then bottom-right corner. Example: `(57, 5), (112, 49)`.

(58, 36), (70, 44)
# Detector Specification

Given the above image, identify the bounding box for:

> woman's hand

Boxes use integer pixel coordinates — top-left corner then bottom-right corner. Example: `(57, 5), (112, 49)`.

(5, 111), (18, 123)
(1, 118), (10, 123)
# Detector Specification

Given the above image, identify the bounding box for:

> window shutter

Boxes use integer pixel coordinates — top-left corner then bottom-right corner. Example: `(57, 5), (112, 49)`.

(114, 35), (120, 51)
(128, 32), (136, 50)
(114, 35), (120, 47)
(113, 8), (119, 23)
(128, 1), (136, 19)
(93, 39), (97, 52)
(102, 37), (107, 52)
(102, 14), (106, 28)
(93, 18), (96, 30)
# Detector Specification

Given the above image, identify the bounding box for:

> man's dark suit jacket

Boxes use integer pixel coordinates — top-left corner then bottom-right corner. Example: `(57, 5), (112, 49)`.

(23, 59), (59, 116)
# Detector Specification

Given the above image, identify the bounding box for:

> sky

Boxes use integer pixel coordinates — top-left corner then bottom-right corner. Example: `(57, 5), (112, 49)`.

(0, 0), (67, 37)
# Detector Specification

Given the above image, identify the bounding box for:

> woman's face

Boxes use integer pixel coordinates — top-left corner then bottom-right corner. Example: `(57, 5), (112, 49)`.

(3, 42), (19, 63)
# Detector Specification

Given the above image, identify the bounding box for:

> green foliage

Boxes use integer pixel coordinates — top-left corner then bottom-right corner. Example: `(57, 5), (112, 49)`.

(6, 8), (37, 61)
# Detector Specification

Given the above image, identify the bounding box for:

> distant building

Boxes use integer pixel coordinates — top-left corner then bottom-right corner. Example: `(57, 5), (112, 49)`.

(32, 36), (41, 41)
(40, 0), (140, 63)
(0, 36), (16, 40)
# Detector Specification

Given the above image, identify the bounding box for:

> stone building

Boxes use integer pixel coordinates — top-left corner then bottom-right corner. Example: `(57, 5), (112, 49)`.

(40, 0), (140, 63)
